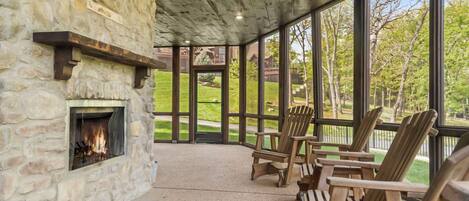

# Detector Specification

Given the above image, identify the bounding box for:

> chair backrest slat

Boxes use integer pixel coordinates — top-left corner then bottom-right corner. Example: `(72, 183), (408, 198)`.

(349, 107), (383, 152)
(277, 106), (314, 154)
(423, 133), (469, 201)
(364, 110), (438, 201)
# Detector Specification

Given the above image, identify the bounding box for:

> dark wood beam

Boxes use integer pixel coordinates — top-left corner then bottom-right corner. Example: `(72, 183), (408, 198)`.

(239, 45), (247, 143)
(279, 25), (289, 130)
(258, 38), (265, 133)
(353, 0), (370, 135)
(189, 47), (196, 143)
(429, 0), (445, 180)
(33, 31), (165, 89)
(311, 11), (323, 140)
(222, 46), (230, 144)
(172, 47), (180, 142)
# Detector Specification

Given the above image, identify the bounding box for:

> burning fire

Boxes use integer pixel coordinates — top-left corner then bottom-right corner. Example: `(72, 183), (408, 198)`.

(82, 119), (108, 156)
(91, 126), (107, 154)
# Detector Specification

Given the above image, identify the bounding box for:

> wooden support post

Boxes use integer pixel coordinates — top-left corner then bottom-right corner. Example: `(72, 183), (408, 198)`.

(429, 0), (445, 180)
(189, 47), (196, 143)
(353, 0), (370, 138)
(279, 25), (289, 130)
(222, 46), (230, 144)
(258, 38), (265, 133)
(172, 47), (180, 142)
(311, 12), (323, 140)
(239, 45), (247, 144)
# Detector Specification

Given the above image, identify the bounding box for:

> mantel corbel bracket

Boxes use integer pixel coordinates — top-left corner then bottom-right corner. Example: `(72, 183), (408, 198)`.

(33, 31), (166, 89)
(54, 46), (82, 80)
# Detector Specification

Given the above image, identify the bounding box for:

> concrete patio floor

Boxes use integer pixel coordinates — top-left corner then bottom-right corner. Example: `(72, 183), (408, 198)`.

(135, 144), (299, 201)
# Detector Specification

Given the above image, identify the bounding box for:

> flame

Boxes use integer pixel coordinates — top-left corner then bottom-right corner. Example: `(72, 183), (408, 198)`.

(82, 119), (108, 156)
(91, 126), (107, 154)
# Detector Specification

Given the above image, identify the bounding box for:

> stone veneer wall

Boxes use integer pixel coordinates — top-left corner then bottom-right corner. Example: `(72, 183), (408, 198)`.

(0, 0), (156, 200)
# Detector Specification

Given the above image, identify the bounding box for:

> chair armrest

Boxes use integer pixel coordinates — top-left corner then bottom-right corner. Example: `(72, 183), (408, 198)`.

(317, 158), (381, 170)
(308, 141), (351, 149)
(255, 132), (282, 137)
(327, 177), (428, 193)
(376, 119), (384, 125)
(312, 150), (374, 160)
(290, 136), (318, 141)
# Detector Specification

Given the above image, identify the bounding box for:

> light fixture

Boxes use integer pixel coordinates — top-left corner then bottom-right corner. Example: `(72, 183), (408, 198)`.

(184, 40), (190, 44)
(235, 13), (243, 20)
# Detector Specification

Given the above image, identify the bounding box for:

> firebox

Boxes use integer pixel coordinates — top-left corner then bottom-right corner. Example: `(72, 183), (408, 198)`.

(68, 102), (126, 170)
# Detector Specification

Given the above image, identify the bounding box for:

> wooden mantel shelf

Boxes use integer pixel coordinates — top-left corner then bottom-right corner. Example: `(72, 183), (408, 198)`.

(33, 31), (166, 88)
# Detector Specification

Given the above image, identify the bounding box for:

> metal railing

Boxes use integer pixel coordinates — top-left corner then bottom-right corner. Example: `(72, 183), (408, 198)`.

(321, 125), (460, 159)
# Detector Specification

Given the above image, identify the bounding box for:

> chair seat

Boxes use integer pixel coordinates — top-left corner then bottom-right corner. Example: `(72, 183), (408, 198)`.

(303, 190), (355, 201)
(252, 150), (289, 163)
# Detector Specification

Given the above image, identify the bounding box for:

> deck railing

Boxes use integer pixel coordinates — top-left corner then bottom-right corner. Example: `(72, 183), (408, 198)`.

(321, 125), (459, 159)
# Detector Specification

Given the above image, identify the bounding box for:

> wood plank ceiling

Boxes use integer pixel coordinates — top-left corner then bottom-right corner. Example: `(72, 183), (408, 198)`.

(154, 0), (332, 47)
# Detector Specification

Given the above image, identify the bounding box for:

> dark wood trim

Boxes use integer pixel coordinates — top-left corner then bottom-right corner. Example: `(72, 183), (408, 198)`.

(315, 119), (354, 127)
(189, 47), (196, 143)
(258, 37), (265, 133)
(222, 46), (230, 144)
(260, 115), (280, 120)
(311, 11), (324, 140)
(429, 0), (445, 180)
(172, 47), (180, 142)
(228, 113), (240, 116)
(353, 0), (370, 135)
(191, 65), (226, 69)
(153, 112), (173, 116)
(245, 113), (261, 118)
(279, 25), (289, 129)
(154, 140), (173, 143)
(239, 45), (247, 143)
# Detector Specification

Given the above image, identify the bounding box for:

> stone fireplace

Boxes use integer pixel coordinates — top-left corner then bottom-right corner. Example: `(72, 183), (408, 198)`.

(68, 101), (126, 171)
(0, 0), (158, 201)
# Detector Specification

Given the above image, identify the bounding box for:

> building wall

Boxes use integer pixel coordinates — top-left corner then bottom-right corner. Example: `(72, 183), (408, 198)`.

(0, 0), (156, 200)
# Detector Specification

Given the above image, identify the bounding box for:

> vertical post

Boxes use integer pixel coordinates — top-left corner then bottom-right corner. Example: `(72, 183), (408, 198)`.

(172, 47), (180, 142)
(353, 0), (370, 137)
(239, 45), (247, 144)
(429, 0), (444, 180)
(312, 11), (323, 140)
(279, 25), (289, 130)
(189, 47), (196, 143)
(258, 38), (265, 133)
(222, 46), (230, 144)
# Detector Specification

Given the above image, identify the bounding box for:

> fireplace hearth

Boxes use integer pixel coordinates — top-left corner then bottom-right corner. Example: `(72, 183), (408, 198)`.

(69, 106), (125, 170)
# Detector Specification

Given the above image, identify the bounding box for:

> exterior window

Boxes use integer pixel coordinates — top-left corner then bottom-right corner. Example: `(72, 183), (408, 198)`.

(246, 42), (259, 114)
(193, 47), (226, 65)
(229, 46), (240, 113)
(369, 0), (430, 123)
(180, 47), (190, 113)
(320, 0), (354, 120)
(289, 17), (314, 108)
(443, 0), (469, 127)
(246, 118), (258, 145)
(264, 33), (280, 116)
(153, 48), (173, 113)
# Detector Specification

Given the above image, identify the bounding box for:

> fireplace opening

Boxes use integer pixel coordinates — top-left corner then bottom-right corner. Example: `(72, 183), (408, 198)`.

(69, 107), (125, 170)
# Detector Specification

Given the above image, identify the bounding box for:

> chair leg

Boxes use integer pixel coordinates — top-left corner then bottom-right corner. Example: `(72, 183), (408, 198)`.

(251, 157), (260, 180)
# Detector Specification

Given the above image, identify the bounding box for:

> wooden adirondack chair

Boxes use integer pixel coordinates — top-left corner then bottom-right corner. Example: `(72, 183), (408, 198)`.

(299, 109), (438, 201)
(298, 107), (383, 194)
(325, 133), (469, 201)
(251, 105), (315, 186)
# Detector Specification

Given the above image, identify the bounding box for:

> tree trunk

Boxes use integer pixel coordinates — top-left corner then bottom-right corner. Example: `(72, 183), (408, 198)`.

(391, 9), (428, 122)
